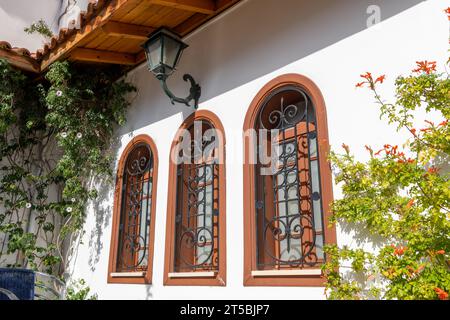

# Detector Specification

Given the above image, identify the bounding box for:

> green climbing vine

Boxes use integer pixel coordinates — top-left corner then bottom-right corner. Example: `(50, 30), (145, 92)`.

(0, 59), (136, 278)
(24, 19), (53, 39)
(65, 278), (98, 300)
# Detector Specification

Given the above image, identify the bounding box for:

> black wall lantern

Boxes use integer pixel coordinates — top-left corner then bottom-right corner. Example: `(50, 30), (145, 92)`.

(142, 27), (201, 109)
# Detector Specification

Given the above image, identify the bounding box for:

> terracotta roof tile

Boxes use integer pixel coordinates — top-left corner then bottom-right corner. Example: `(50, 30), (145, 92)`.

(0, 0), (105, 70)
(11, 47), (31, 56)
(0, 41), (12, 50)
(37, 0), (108, 60)
(0, 41), (40, 73)
(0, 41), (33, 58)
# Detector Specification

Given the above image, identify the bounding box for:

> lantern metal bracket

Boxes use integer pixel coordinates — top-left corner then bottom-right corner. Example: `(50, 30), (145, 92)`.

(158, 73), (201, 109)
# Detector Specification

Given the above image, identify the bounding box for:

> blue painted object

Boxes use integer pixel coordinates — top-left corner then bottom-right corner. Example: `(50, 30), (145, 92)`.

(0, 268), (35, 300)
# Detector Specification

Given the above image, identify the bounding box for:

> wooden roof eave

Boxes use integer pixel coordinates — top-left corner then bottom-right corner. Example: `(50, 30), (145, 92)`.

(39, 0), (119, 71)
(38, 0), (242, 71)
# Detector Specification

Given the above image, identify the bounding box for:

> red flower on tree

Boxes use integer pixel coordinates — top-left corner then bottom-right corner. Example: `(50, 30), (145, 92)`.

(360, 72), (373, 81)
(416, 264), (425, 273)
(356, 72), (386, 89)
(375, 75), (386, 84)
(445, 7), (450, 20)
(434, 288), (449, 300)
(412, 61), (437, 75)
(393, 246), (408, 256)
(406, 199), (415, 209)
(427, 167), (438, 174)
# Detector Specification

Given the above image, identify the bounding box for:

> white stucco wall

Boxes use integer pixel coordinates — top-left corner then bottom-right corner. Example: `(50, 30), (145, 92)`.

(67, 0), (449, 300)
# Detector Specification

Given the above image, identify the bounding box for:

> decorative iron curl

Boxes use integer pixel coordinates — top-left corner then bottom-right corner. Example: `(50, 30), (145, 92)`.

(118, 234), (147, 270)
(159, 73), (201, 109)
(126, 145), (152, 176)
(179, 227), (215, 268)
(263, 214), (317, 267)
(258, 89), (310, 130)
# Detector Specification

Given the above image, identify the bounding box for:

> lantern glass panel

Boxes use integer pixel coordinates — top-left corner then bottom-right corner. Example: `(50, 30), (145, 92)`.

(145, 38), (162, 72)
(163, 35), (183, 70)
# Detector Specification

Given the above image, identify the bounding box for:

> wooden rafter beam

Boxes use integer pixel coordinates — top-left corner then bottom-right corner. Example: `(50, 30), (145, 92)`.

(40, 0), (142, 70)
(102, 21), (155, 40)
(173, 12), (208, 35)
(136, 0), (241, 65)
(148, 0), (215, 15)
(39, 0), (242, 70)
(70, 48), (136, 65)
(173, 0), (240, 36)
(215, 0), (239, 10)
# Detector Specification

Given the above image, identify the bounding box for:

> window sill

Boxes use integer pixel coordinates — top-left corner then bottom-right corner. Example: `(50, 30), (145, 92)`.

(164, 271), (225, 286)
(110, 272), (146, 278)
(244, 268), (325, 287)
(251, 269), (322, 277)
(107, 271), (152, 285)
(168, 272), (216, 279)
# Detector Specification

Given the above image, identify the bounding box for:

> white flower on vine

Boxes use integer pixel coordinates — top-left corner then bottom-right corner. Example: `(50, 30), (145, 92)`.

(71, 198), (76, 203)
(76, 132), (83, 139)
(25, 203), (32, 209)
(56, 90), (63, 97)
(66, 207), (73, 213)
(61, 132), (67, 138)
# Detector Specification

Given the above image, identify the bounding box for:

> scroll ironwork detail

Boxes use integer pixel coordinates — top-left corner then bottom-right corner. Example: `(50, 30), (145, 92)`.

(117, 144), (153, 272)
(255, 86), (325, 270)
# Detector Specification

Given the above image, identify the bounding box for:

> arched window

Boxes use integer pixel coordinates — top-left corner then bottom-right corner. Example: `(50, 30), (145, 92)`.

(164, 111), (226, 286)
(243, 74), (336, 286)
(108, 135), (158, 284)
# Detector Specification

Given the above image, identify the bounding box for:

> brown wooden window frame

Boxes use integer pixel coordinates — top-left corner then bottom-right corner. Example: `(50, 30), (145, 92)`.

(108, 134), (159, 285)
(164, 110), (227, 286)
(243, 74), (337, 287)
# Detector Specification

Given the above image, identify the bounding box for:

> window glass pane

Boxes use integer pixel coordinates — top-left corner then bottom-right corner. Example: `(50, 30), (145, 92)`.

(310, 160), (322, 231)
(315, 234), (324, 260)
(197, 184), (213, 265)
(309, 134), (317, 158)
(142, 179), (152, 197)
